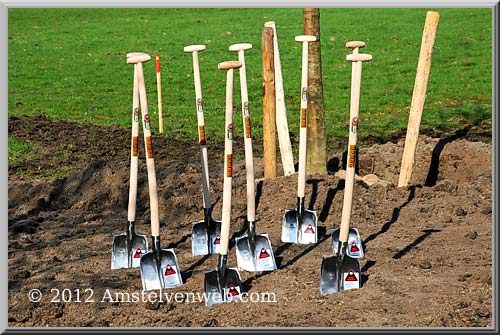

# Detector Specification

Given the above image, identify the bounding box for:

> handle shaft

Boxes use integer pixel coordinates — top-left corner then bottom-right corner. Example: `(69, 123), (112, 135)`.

(297, 41), (309, 198)
(237, 50), (256, 222)
(339, 60), (363, 243)
(191, 51), (212, 210)
(136, 62), (160, 238)
(219, 69), (234, 256)
(127, 65), (140, 222)
(156, 55), (163, 134)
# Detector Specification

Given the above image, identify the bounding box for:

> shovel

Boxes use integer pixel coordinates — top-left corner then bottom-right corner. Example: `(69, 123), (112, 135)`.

(320, 42), (372, 295)
(230, 43), (277, 272)
(330, 42), (368, 260)
(111, 53), (148, 269)
(127, 53), (183, 291)
(281, 35), (318, 245)
(204, 61), (244, 306)
(184, 45), (222, 256)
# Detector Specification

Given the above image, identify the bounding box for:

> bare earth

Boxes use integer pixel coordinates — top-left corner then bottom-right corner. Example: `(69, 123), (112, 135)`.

(8, 116), (492, 327)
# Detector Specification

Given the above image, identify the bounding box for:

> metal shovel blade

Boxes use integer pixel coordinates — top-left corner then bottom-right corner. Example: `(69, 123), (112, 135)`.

(281, 208), (299, 243)
(140, 248), (183, 291)
(192, 218), (222, 256)
(282, 208), (318, 244)
(331, 227), (364, 258)
(204, 267), (243, 307)
(111, 232), (148, 269)
(192, 220), (209, 256)
(235, 233), (277, 272)
(320, 255), (361, 295)
(298, 209), (318, 244)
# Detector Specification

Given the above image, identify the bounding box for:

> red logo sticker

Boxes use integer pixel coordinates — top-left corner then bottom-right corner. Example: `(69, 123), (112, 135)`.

(164, 264), (176, 276)
(214, 234), (221, 245)
(304, 223), (315, 234)
(133, 248), (142, 258)
(350, 241), (360, 253)
(227, 284), (239, 297)
(345, 269), (358, 282)
(259, 248), (270, 259)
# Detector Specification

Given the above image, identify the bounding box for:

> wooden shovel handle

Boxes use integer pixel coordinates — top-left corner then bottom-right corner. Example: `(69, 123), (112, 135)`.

(339, 51), (371, 243)
(188, 49), (212, 210)
(127, 64), (140, 222)
(297, 38), (311, 198)
(232, 47), (256, 222)
(219, 67), (235, 256)
(136, 61), (161, 238)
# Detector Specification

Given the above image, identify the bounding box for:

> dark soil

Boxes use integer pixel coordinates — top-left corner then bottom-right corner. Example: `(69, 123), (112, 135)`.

(8, 116), (493, 327)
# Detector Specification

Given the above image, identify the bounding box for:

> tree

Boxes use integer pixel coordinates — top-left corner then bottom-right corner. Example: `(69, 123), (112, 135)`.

(303, 8), (327, 174)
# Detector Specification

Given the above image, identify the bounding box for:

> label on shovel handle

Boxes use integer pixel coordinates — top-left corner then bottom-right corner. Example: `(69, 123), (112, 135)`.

(244, 117), (251, 138)
(162, 264), (181, 287)
(348, 145), (356, 168)
(343, 269), (360, 290)
(146, 136), (154, 159)
(226, 154), (233, 177)
(132, 136), (139, 156)
(300, 108), (307, 128)
(198, 125), (206, 145)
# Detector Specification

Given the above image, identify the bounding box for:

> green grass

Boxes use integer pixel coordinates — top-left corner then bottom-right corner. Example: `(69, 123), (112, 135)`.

(8, 138), (33, 165)
(8, 8), (492, 143)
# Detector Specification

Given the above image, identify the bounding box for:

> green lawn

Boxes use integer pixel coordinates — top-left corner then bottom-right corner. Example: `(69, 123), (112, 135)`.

(8, 8), (492, 142)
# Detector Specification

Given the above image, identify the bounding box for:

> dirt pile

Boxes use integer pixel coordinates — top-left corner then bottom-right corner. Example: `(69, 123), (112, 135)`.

(8, 116), (492, 327)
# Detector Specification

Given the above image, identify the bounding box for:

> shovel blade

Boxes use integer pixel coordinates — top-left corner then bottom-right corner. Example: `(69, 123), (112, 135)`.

(204, 267), (243, 307)
(320, 255), (361, 295)
(191, 218), (222, 256)
(208, 219), (222, 255)
(281, 208), (299, 243)
(192, 220), (209, 256)
(140, 249), (183, 291)
(111, 233), (148, 269)
(331, 227), (364, 258)
(235, 233), (277, 272)
(298, 209), (318, 244)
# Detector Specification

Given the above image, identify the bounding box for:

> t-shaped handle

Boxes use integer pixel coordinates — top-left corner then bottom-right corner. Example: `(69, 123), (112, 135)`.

(346, 41), (366, 56)
(218, 61), (242, 70)
(295, 35), (317, 43)
(184, 45), (207, 53)
(346, 53), (373, 62)
(229, 43), (252, 52)
(127, 53), (151, 64)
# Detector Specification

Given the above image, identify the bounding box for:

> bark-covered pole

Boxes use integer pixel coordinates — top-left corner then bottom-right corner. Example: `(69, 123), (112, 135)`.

(303, 8), (327, 174)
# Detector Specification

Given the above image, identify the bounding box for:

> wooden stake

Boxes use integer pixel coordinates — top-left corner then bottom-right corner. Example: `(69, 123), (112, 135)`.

(156, 54), (164, 134)
(264, 21), (295, 176)
(262, 27), (277, 179)
(398, 11), (440, 187)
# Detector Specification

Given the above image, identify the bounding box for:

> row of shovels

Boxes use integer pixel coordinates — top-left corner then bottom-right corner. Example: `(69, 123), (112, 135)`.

(111, 37), (372, 305)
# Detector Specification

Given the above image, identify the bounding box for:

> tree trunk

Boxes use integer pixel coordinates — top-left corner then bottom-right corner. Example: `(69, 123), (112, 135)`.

(303, 8), (327, 174)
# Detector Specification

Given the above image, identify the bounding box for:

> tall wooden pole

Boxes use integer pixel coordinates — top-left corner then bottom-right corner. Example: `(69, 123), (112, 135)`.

(262, 27), (277, 179)
(398, 11), (440, 187)
(303, 8), (327, 174)
(264, 21), (295, 176)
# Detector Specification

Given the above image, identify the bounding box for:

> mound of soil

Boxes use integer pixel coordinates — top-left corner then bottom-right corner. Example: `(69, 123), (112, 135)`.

(8, 116), (492, 327)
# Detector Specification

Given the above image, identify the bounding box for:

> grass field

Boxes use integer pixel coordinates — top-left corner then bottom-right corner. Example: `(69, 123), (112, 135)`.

(8, 8), (492, 143)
